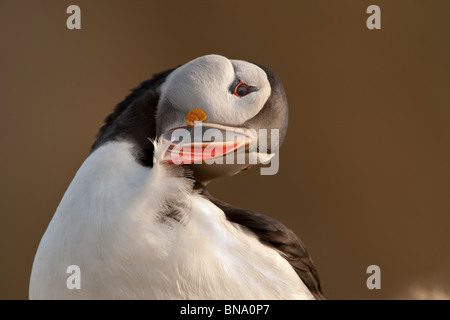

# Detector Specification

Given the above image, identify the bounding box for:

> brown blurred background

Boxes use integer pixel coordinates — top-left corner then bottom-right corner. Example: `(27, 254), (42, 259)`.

(1, 0), (449, 300)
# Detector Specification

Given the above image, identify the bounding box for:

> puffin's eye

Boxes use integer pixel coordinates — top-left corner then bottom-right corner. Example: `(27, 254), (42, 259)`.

(233, 80), (253, 98)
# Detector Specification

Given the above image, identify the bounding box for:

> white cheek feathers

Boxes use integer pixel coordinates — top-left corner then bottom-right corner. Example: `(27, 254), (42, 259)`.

(159, 54), (271, 128)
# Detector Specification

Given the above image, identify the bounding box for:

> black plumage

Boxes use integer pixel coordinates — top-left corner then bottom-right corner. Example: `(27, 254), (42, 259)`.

(91, 68), (177, 166)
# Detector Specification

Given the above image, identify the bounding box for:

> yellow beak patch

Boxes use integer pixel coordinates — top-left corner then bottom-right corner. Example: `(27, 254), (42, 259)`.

(185, 108), (207, 127)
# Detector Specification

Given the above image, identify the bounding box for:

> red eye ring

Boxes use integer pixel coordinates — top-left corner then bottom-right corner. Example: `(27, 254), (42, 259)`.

(233, 80), (253, 98)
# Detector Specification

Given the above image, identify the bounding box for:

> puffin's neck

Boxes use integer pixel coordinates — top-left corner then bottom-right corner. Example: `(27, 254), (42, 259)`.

(91, 91), (160, 168)
(59, 140), (194, 225)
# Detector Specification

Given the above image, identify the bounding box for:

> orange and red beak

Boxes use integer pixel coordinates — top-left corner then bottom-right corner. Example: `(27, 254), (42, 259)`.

(161, 109), (252, 165)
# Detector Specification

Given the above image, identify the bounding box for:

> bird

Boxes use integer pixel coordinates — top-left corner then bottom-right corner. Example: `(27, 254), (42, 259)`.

(29, 54), (324, 300)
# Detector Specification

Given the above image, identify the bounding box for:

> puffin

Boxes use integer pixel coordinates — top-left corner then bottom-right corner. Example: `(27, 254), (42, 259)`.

(29, 54), (324, 300)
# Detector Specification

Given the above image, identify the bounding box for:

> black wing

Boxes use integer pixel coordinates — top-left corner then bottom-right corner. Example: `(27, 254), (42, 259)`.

(202, 190), (325, 300)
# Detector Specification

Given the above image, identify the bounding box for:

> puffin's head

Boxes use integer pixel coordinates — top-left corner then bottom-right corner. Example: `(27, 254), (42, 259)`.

(92, 54), (288, 185)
